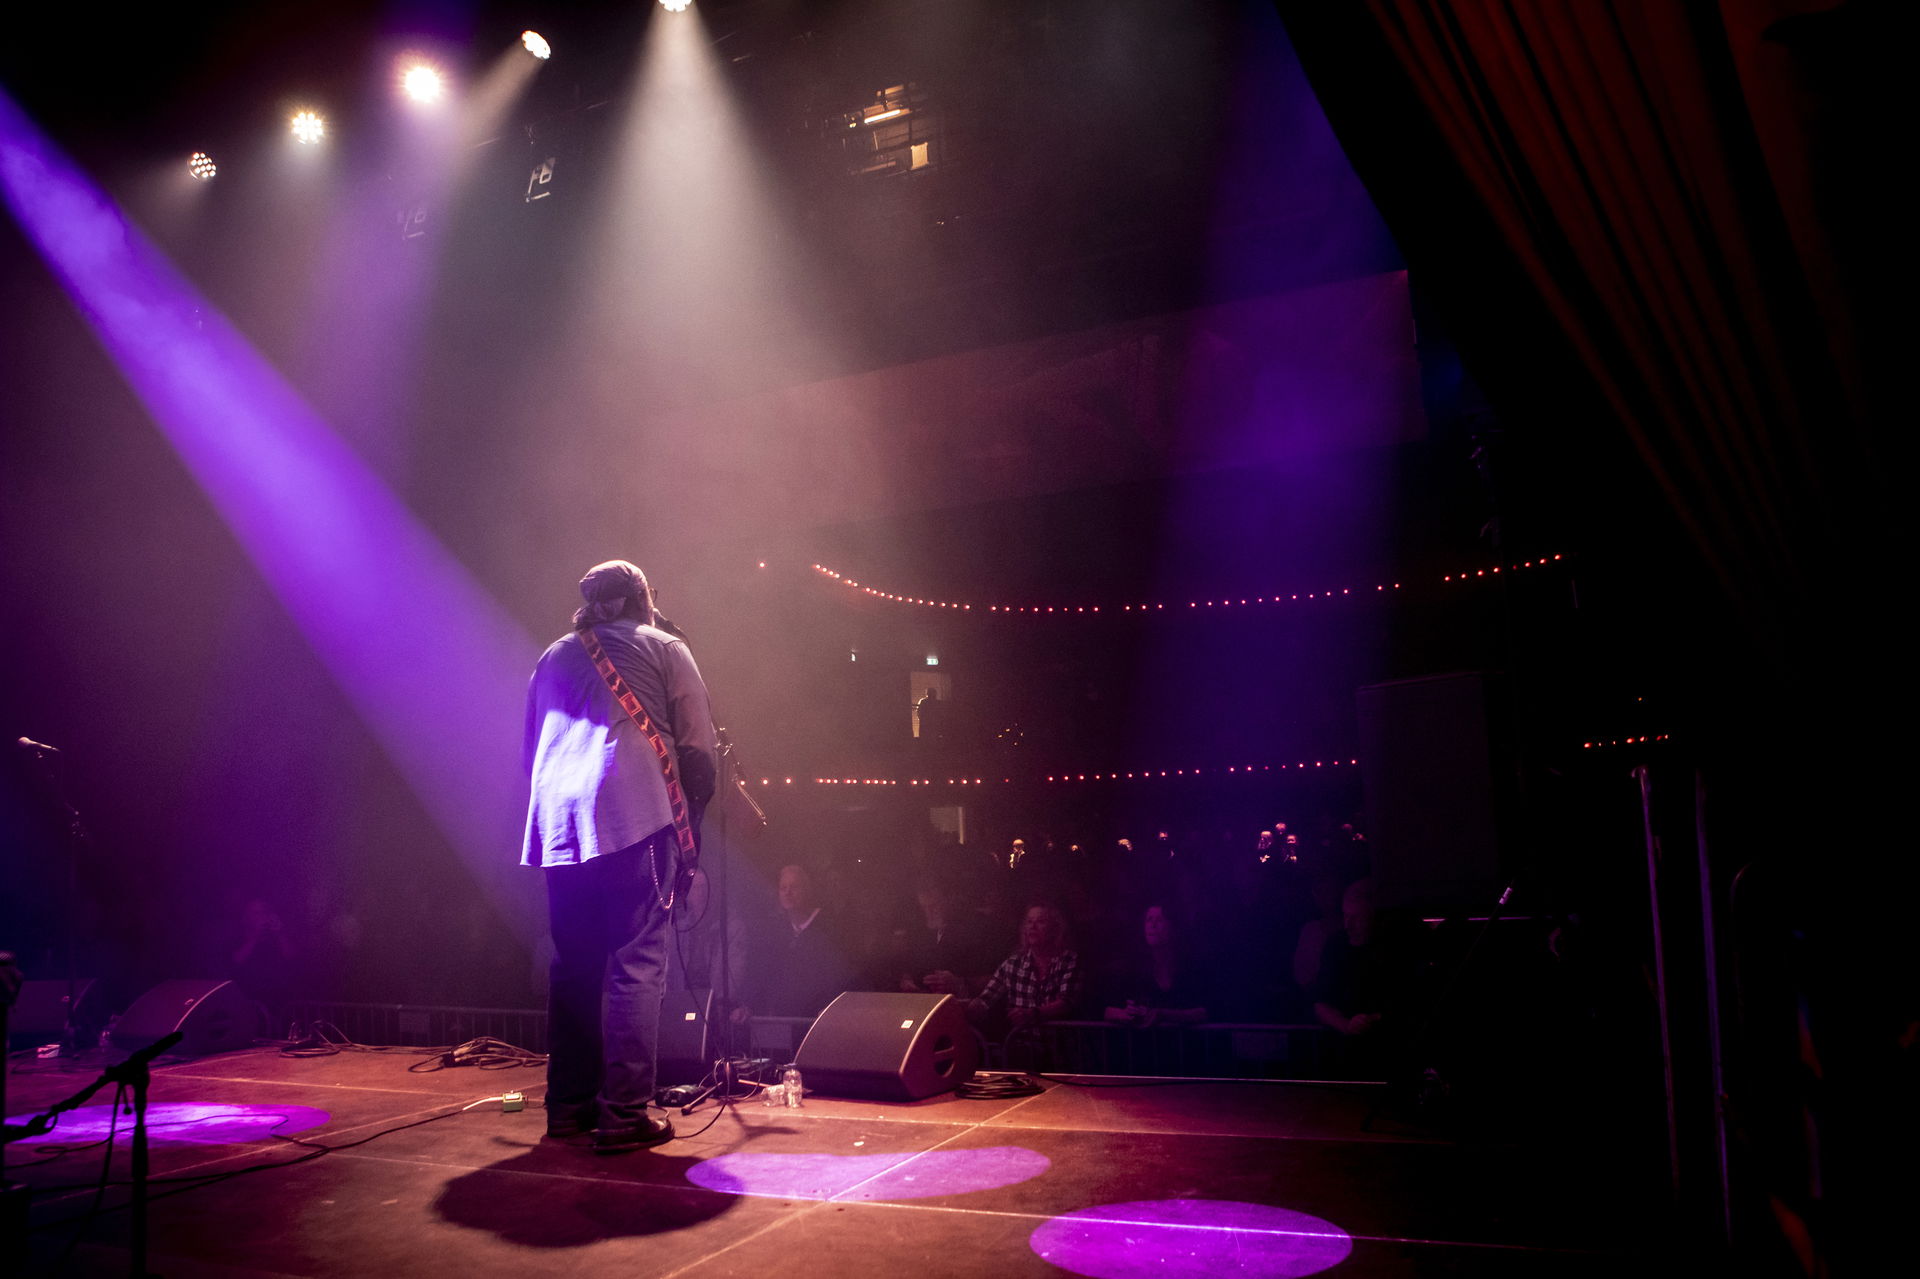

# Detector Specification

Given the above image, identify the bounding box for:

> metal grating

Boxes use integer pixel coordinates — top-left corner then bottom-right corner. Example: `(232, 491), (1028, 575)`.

(289, 1002), (549, 1053)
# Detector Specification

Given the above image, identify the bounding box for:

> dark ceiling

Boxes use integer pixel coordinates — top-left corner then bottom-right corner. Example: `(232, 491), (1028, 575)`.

(1, 1), (1402, 375)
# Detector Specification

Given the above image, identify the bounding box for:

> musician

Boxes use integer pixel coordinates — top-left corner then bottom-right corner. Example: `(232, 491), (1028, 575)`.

(522, 560), (717, 1153)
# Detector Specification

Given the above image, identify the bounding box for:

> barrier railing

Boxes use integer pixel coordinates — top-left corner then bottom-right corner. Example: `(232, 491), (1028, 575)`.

(1015, 1021), (1335, 1078)
(285, 1002), (1335, 1080)
(288, 1002), (549, 1052)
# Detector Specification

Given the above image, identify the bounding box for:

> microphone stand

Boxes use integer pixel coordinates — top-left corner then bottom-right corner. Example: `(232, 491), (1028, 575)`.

(2, 952), (25, 1272)
(677, 728), (760, 1115)
(19, 1030), (183, 1279)
(710, 730), (765, 1063)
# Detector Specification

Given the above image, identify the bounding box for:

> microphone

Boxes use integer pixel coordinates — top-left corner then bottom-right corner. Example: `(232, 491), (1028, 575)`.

(17, 737), (60, 756)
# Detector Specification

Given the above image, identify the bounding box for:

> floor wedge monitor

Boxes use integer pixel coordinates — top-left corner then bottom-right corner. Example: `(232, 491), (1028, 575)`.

(111, 979), (259, 1058)
(657, 987), (714, 1087)
(7, 978), (102, 1048)
(794, 991), (977, 1101)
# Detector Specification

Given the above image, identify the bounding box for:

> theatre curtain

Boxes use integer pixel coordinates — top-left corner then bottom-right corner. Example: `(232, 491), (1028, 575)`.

(1272, 0), (1889, 686)
(1272, 5), (1896, 1272)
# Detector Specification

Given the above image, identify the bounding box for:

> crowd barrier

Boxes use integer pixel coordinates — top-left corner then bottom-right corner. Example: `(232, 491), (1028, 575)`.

(286, 1001), (1339, 1080)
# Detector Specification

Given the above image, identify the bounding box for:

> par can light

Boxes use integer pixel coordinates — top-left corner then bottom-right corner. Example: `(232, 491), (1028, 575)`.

(187, 152), (217, 180)
(401, 64), (445, 104)
(290, 111), (326, 144)
(521, 30), (551, 60)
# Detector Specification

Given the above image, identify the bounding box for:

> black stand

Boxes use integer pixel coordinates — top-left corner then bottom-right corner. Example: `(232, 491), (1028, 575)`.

(1356, 878), (1521, 1134)
(15, 1030), (183, 1278)
(674, 728), (765, 1115)
(17, 739), (88, 1054)
(1, 952), (27, 1275)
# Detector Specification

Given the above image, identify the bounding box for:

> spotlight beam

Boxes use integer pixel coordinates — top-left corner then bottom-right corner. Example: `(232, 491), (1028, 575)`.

(0, 87), (537, 937)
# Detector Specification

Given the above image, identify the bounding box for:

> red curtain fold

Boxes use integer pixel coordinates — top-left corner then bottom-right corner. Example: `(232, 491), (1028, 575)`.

(1274, 6), (1896, 1270)
(1276, 0), (1886, 675)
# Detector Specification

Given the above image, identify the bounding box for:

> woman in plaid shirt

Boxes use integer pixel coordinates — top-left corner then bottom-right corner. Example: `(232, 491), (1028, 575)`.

(969, 905), (1083, 1027)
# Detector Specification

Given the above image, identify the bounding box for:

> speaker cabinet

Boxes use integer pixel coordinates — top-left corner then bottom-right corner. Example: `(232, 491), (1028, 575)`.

(7, 979), (102, 1047)
(1357, 671), (1514, 910)
(795, 992), (977, 1101)
(112, 979), (259, 1058)
(656, 987), (714, 1086)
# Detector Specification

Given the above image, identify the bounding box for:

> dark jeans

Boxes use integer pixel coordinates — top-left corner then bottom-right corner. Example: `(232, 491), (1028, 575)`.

(545, 830), (675, 1130)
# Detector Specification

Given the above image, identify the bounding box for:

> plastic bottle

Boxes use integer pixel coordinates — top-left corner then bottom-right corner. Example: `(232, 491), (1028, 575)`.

(781, 1064), (803, 1107)
(761, 1077), (785, 1107)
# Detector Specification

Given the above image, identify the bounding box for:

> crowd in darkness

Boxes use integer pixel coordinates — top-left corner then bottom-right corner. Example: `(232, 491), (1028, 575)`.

(213, 807), (1630, 1105)
(718, 816), (1398, 1045)
(210, 813), (1403, 1043)
(704, 813), (1643, 1108)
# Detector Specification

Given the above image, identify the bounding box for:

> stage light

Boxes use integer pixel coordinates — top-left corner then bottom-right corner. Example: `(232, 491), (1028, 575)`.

(402, 64), (445, 104)
(521, 30), (551, 60)
(1, 84), (540, 956)
(658, 0), (692, 11)
(290, 110), (326, 144)
(186, 152), (216, 180)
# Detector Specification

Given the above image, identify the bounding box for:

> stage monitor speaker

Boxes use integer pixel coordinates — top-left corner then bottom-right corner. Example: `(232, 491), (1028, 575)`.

(1357, 670), (1514, 911)
(795, 992), (977, 1101)
(7, 979), (101, 1046)
(656, 988), (714, 1086)
(111, 979), (259, 1058)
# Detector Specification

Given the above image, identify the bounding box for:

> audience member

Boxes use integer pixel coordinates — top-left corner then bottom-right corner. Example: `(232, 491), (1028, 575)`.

(1309, 879), (1423, 1081)
(1292, 872), (1349, 995)
(740, 864), (856, 1019)
(230, 897), (297, 1027)
(1104, 904), (1209, 1027)
(892, 878), (999, 1000)
(1312, 880), (1386, 1037)
(969, 904), (1084, 1029)
(914, 687), (947, 755)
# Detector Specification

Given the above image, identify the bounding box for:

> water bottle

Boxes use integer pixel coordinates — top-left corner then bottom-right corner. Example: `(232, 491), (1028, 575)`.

(781, 1064), (803, 1107)
(761, 1076), (785, 1107)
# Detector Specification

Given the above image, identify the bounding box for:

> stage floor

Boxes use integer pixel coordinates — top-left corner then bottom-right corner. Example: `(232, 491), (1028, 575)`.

(7, 1046), (1657, 1277)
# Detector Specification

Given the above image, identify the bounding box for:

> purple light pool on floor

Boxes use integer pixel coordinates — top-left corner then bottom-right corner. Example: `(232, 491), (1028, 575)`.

(687, 1146), (1050, 1201)
(1031, 1199), (1352, 1279)
(10, 1103), (330, 1147)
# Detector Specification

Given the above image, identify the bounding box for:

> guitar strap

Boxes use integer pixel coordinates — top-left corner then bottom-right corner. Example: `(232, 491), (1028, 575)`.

(577, 626), (700, 877)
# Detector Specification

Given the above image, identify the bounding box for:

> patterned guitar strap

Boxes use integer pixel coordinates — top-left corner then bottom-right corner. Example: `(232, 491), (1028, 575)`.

(577, 626), (699, 910)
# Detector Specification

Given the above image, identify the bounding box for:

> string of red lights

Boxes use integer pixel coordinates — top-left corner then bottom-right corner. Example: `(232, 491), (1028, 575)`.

(746, 760), (1361, 788)
(748, 737), (1657, 789)
(797, 554), (1566, 614)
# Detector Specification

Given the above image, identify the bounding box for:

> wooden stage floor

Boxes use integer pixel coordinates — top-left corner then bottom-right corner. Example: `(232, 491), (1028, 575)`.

(6, 1045), (1660, 1277)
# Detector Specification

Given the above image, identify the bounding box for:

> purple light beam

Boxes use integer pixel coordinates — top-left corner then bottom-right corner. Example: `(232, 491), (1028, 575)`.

(0, 88), (534, 927)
